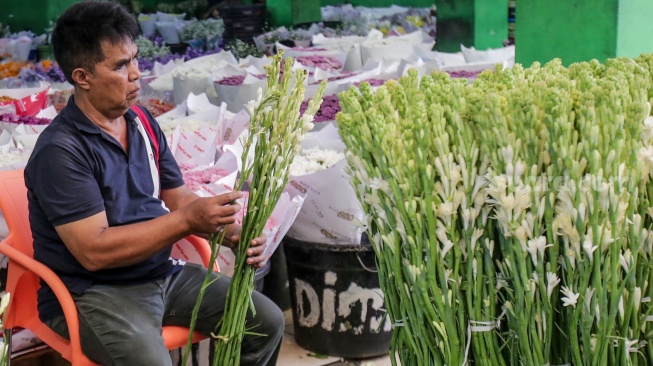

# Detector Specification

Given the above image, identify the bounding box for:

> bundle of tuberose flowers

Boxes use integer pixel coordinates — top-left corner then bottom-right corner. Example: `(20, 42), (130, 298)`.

(337, 54), (653, 366)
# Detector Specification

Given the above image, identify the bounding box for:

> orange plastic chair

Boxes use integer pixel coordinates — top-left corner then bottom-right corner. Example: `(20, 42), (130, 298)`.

(0, 169), (217, 365)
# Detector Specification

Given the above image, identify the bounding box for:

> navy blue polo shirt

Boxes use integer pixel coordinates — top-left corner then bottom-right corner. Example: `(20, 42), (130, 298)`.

(24, 96), (186, 322)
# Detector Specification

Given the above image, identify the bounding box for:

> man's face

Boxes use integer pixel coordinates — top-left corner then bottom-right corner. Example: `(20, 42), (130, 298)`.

(86, 39), (140, 117)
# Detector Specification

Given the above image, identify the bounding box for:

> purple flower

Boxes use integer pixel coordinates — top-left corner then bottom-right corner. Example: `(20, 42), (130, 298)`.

(45, 64), (67, 83)
(300, 95), (340, 123)
(216, 75), (245, 86)
(447, 70), (483, 79)
(295, 55), (342, 71)
(354, 78), (387, 87)
(139, 46), (224, 73)
(138, 58), (154, 72)
(182, 46), (221, 61)
(0, 113), (51, 125)
(138, 53), (182, 72)
(31, 63), (67, 83)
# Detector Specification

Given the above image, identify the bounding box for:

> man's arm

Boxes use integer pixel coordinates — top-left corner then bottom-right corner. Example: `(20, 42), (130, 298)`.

(160, 184), (201, 212)
(55, 190), (242, 271)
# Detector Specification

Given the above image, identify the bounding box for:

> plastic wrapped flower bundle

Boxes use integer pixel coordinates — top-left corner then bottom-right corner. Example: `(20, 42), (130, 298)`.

(182, 51), (325, 365)
(337, 54), (653, 365)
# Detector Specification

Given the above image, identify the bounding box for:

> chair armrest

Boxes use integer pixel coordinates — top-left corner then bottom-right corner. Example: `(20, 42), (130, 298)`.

(0, 239), (85, 359)
(185, 235), (219, 272)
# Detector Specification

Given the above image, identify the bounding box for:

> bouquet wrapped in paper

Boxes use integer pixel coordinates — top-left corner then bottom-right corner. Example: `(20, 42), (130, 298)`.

(286, 124), (365, 244)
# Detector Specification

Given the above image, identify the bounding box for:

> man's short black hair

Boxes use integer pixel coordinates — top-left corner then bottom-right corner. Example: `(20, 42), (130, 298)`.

(52, 1), (140, 85)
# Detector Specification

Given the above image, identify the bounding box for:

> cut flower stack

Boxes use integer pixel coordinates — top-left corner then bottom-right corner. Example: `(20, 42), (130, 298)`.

(337, 54), (653, 365)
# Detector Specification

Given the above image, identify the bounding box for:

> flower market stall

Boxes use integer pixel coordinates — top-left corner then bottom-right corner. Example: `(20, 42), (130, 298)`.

(0, 2), (523, 365)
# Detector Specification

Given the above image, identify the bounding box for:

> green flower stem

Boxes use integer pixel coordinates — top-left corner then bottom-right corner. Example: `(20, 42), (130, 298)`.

(181, 229), (228, 365)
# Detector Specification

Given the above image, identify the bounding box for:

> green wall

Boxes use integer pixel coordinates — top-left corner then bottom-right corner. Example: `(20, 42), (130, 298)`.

(517, 0), (653, 66)
(435, 0), (508, 52)
(267, 0), (322, 27)
(1, 0), (78, 34)
(474, 0), (509, 49)
(267, 0), (436, 28)
(321, 0), (434, 7)
(0, 0), (216, 34)
(616, 0), (653, 58)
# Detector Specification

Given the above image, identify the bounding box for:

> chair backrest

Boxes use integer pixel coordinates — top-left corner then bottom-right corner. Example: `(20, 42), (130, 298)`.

(0, 169), (32, 257)
(0, 169), (98, 364)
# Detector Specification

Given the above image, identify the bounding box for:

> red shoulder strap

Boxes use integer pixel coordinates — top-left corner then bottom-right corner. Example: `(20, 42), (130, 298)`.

(131, 105), (160, 171)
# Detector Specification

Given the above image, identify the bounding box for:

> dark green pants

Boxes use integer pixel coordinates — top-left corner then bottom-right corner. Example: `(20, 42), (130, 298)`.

(46, 263), (284, 366)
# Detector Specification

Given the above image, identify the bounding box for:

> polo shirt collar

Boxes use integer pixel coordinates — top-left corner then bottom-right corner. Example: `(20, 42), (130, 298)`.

(61, 95), (138, 134)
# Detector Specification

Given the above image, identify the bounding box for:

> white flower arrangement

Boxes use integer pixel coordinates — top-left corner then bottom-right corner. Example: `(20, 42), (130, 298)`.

(224, 39), (262, 60)
(172, 56), (232, 81)
(289, 146), (344, 176)
(134, 35), (171, 60)
(0, 150), (30, 170)
(159, 116), (209, 138)
(179, 18), (224, 42)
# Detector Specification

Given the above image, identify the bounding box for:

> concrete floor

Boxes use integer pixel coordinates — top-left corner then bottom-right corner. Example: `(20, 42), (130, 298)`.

(277, 310), (394, 366)
(170, 309), (395, 366)
(13, 308), (395, 366)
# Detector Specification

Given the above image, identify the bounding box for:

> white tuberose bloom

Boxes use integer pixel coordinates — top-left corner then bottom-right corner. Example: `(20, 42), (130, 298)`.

(620, 250), (633, 272)
(582, 236), (598, 263)
(546, 272), (560, 299)
(369, 177), (390, 192)
(245, 87), (263, 117)
(526, 236), (551, 265)
(561, 286), (580, 307)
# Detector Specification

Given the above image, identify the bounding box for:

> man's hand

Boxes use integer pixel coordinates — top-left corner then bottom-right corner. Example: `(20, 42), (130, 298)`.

(181, 191), (243, 235)
(221, 224), (268, 269)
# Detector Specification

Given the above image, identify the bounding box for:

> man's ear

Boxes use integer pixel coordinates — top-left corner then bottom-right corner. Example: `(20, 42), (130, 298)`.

(71, 67), (92, 90)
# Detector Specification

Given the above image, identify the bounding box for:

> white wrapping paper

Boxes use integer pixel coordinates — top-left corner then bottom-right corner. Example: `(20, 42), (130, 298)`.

(13, 36), (32, 61)
(213, 66), (266, 113)
(215, 181), (306, 276)
(360, 30), (434, 66)
(138, 13), (158, 38)
(171, 110), (220, 166)
(286, 126), (365, 244)
(311, 34), (369, 72)
(12, 124), (42, 150)
(172, 52), (238, 105)
(155, 21), (183, 44)
(460, 44), (516, 64)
